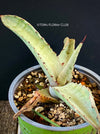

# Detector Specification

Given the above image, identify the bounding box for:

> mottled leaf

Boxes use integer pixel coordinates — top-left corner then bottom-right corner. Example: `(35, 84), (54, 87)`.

(58, 37), (75, 67)
(57, 43), (82, 85)
(52, 82), (100, 130)
(1, 15), (62, 86)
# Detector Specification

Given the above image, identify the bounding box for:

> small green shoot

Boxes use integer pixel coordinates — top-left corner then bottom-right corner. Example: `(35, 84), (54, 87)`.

(34, 110), (60, 127)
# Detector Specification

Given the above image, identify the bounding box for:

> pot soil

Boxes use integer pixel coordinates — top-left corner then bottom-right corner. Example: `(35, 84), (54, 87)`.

(9, 65), (100, 134)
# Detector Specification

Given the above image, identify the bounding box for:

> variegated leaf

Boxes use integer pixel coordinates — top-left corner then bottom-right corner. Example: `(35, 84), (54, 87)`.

(51, 82), (100, 131)
(57, 43), (82, 85)
(58, 37), (75, 67)
(1, 15), (62, 86)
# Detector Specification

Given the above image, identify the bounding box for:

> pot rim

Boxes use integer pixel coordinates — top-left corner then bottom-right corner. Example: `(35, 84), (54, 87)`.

(8, 64), (100, 131)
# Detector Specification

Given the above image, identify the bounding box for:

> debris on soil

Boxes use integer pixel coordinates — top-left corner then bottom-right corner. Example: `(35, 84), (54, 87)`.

(14, 69), (100, 127)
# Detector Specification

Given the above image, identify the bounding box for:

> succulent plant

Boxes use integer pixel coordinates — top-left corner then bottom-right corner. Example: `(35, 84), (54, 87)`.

(1, 15), (100, 133)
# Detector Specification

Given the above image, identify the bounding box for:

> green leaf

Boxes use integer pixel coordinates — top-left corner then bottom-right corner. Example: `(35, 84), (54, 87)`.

(52, 82), (100, 130)
(1, 15), (62, 86)
(57, 43), (82, 85)
(58, 37), (75, 67)
(34, 110), (60, 127)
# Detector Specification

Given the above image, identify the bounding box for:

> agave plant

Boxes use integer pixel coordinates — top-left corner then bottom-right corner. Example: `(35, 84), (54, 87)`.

(1, 15), (100, 133)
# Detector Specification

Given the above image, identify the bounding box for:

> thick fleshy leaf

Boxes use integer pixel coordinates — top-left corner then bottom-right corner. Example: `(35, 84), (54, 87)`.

(1, 15), (62, 86)
(58, 37), (75, 67)
(57, 43), (82, 85)
(52, 82), (100, 130)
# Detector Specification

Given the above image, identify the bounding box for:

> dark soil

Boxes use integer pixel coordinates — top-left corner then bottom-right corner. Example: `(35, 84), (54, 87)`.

(14, 69), (100, 127)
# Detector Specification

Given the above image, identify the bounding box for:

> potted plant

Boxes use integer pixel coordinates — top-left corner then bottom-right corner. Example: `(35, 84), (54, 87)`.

(1, 15), (100, 134)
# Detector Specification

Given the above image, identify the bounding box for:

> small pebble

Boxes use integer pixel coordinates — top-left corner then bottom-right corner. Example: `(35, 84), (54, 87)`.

(76, 71), (79, 74)
(27, 75), (32, 79)
(27, 94), (33, 98)
(25, 79), (29, 83)
(32, 91), (36, 96)
(18, 97), (23, 101)
(92, 83), (97, 88)
(38, 73), (43, 78)
(23, 93), (26, 97)
(54, 110), (57, 114)
(35, 79), (39, 83)
(31, 72), (35, 76)
(59, 103), (64, 107)
(35, 106), (44, 113)
(79, 73), (84, 79)
(88, 84), (92, 88)
(17, 91), (21, 96)
(57, 107), (64, 112)
(14, 94), (19, 99)
(56, 121), (62, 126)
(48, 112), (54, 118)
(74, 75), (78, 79)
(50, 108), (54, 111)
(19, 83), (23, 88)
(31, 72), (38, 76)
(39, 82), (44, 86)
(58, 113), (66, 121)
(75, 113), (80, 118)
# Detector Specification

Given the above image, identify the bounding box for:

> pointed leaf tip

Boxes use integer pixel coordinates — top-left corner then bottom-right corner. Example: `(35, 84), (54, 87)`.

(58, 37), (75, 68)
(1, 15), (62, 86)
(81, 35), (87, 43)
(57, 43), (82, 85)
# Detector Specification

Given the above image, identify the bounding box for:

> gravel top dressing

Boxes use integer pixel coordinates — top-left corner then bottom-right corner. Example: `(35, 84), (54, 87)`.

(14, 69), (100, 127)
